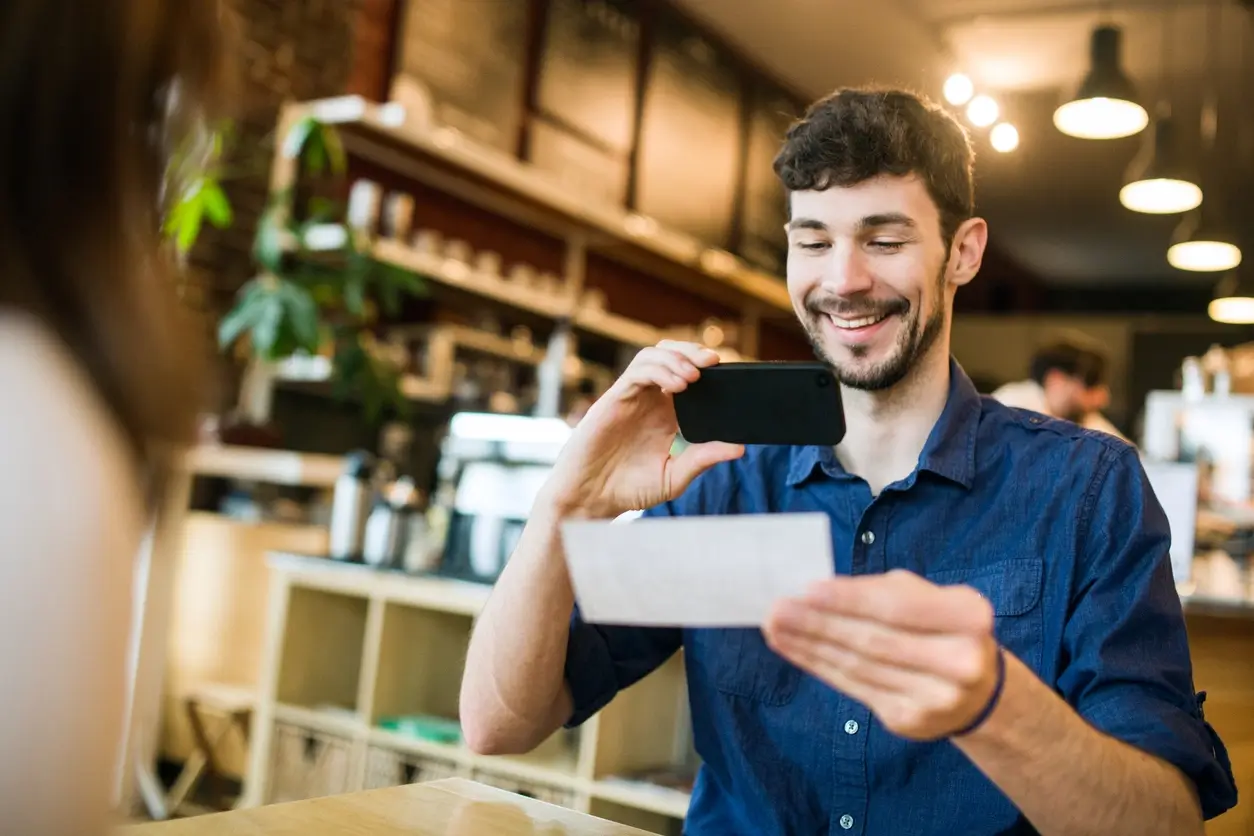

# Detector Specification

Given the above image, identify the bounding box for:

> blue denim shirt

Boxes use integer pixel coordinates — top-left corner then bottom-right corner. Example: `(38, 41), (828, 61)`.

(563, 361), (1237, 835)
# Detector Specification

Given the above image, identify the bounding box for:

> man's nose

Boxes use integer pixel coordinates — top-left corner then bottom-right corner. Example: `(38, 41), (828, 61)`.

(819, 244), (874, 296)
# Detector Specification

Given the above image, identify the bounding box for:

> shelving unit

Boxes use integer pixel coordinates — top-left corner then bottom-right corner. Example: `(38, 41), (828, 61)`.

(242, 553), (691, 835)
(260, 94), (807, 417)
(296, 94), (793, 317)
(119, 446), (349, 818)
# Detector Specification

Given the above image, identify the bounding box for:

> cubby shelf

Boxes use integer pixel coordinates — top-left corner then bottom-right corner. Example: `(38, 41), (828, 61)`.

(243, 553), (694, 833)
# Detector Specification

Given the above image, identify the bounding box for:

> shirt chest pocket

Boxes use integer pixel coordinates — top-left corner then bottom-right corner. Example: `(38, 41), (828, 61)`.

(929, 558), (1044, 673)
(688, 628), (800, 706)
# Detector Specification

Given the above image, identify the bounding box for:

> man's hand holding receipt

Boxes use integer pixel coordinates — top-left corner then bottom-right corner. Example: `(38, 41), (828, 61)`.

(459, 87), (1236, 836)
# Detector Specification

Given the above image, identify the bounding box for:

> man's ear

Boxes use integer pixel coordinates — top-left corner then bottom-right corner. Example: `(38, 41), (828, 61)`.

(947, 217), (988, 288)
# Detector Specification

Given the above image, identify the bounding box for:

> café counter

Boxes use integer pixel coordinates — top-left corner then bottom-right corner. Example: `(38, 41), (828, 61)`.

(119, 778), (654, 836)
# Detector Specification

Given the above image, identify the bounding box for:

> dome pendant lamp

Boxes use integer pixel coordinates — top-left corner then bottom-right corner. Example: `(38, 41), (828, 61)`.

(1119, 112), (1202, 213)
(1209, 270), (1254, 324)
(1054, 25), (1149, 140)
(1168, 204), (1243, 272)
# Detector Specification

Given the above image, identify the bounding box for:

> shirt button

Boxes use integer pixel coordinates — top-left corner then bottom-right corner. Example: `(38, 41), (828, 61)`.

(860, 530), (875, 545)
(844, 719), (859, 735)
(840, 814), (855, 830)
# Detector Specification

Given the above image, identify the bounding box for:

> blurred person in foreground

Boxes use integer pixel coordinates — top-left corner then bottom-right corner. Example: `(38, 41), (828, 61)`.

(460, 88), (1234, 835)
(993, 340), (1127, 440)
(0, 2), (225, 833)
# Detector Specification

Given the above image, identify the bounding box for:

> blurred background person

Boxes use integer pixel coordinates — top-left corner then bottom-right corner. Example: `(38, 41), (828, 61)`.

(0, 2), (226, 833)
(992, 339), (1127, 440)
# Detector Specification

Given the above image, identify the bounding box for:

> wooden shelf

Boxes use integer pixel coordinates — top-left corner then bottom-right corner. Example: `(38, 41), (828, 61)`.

(373, 239), (572, 321)
(295, 96), (792, 317)
(267, 553), (491, 617)
(1181, 593), (1254, 619)
(245, 552), (694, 831)
(185, 445), (344, 488)
(592, 779), (691, 820)
(374, 239), (663, 349)
(275, 702), (364, 738)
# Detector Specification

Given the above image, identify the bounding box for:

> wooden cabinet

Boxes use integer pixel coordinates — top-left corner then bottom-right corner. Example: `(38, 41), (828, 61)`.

(242, 554), (694, 833)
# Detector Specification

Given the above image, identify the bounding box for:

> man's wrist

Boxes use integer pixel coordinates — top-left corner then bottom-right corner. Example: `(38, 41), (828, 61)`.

(953, 644), (1007, 738)
(950, 649), (1035, 752)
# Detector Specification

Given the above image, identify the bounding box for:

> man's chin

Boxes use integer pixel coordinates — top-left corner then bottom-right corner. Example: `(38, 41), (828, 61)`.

(834, 363), (908, 391)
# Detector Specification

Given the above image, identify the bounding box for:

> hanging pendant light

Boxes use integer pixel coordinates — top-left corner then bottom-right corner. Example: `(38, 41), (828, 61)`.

(1120, 113), (1202, 213)
(1054, 25), (1149, 139)
(1208, 270), (1254, 324)
(1168, 206), (1243, 272)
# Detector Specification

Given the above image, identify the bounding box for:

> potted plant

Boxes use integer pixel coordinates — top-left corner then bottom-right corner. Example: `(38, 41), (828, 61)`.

(164, 114), (428, 430)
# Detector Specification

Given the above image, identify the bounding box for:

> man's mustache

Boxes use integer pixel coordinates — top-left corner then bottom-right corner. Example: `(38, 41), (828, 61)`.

(804, 295), (909, 319)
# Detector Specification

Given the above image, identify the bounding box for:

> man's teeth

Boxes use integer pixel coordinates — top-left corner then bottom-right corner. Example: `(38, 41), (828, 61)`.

(829, 313), (888, 330)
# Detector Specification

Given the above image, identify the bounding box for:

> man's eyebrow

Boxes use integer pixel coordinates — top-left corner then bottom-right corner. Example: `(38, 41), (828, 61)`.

(785, 213), (918, 234)
(857, 212), (916, 231)
(785, 217), (827, 233)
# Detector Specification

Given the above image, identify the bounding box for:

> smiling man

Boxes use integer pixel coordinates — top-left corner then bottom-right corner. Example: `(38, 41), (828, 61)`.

(458, 88), (1237, 835)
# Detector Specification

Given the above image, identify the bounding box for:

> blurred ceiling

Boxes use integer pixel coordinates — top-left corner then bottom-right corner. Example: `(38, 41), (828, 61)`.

(670, 0), (1254, 289)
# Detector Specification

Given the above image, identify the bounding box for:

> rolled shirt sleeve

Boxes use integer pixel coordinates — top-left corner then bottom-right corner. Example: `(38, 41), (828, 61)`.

(1058, 445), (1237, 819)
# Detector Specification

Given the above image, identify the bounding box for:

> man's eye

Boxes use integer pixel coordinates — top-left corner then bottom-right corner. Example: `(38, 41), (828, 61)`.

(796, 241), (829, 251)
(870, 240), (905, 252)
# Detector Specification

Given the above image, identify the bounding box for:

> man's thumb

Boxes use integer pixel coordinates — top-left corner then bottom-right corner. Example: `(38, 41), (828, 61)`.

(666, 441), (745, 497)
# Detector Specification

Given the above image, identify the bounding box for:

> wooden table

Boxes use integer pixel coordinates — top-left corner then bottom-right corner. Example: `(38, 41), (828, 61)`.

(118, 779), (655, 835)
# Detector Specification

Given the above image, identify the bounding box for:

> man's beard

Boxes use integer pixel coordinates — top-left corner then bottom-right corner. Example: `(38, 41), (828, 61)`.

(802, 269), (947, 392)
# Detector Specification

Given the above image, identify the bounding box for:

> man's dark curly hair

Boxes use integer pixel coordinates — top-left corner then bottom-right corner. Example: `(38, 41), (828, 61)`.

(773, 87), (975, 248)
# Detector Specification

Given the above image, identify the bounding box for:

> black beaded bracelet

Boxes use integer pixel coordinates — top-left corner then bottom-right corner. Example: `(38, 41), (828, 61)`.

(953, 644), (1006, 737)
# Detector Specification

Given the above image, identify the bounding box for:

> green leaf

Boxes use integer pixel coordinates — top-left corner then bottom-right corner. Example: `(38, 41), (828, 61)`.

(306, 197), (340, 224)
(166, 180), (207, 254)
(305, 137), (328, 176)
(201, 179), (233, 228)
(217, 294), (259, 349)
(253, 205), (285, 274)
(321, 124), (348, 175)
(282, 116), (319, 161)
(344, 273), (366, 316)
(280, 281), (321, 352)
(343, 252), (371, 316)
(251, 293), (285, 360)
(380, 263), (428, 297)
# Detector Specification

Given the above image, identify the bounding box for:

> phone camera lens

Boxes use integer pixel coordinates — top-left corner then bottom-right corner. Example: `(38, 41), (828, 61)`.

(816, 372), (832, 388)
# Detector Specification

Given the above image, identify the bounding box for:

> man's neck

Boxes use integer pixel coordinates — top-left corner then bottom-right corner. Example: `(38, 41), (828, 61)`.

(834, 345), (953, 496)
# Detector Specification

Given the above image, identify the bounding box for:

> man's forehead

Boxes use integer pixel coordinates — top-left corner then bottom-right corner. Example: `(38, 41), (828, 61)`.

(786, 174), (937, 228)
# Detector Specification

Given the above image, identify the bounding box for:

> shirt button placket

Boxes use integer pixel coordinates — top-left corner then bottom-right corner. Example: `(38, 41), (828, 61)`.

(839, 813), (855, 830)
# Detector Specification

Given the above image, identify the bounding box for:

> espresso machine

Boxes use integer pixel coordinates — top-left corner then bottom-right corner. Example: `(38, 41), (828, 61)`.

(430, 412), (572, 584)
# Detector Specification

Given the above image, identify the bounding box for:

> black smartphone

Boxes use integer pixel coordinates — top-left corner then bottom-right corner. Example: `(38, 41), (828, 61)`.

(673, 362), (846, 446)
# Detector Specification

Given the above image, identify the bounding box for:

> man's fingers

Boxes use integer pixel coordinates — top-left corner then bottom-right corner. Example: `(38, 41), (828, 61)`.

(767, 632), (890, 708)
(655, 340), (720, 368)
(766, 600), (991, 686)
(620, 354), (698, 395)
(801, 570), (994, 635)
(667, 441), (745, 496)
(770, 629), (957, 699)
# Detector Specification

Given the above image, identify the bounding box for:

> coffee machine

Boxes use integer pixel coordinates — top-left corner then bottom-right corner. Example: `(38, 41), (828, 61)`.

(431, 412), (572, 584)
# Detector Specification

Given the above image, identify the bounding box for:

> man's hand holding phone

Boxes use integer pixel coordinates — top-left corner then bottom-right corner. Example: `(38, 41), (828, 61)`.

(537, 340), (745, 521)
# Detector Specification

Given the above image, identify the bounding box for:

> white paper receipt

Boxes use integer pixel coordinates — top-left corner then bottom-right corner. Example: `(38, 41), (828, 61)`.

(560, 512), (833, 627)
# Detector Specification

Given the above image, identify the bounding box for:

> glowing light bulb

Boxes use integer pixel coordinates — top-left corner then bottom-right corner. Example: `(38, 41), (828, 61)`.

(1168, 241), (1243, 272)
(967, 95), (999, 128)
(990, 123), (1019, 152)
(943, 74), (974, 106)
(1118, 179), (1202, 214)
(1209, 296), (1254, 324)
(1053, 98), (1148, 140)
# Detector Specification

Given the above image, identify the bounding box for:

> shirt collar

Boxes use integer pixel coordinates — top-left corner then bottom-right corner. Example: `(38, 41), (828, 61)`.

(785, 358), (981, 490)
